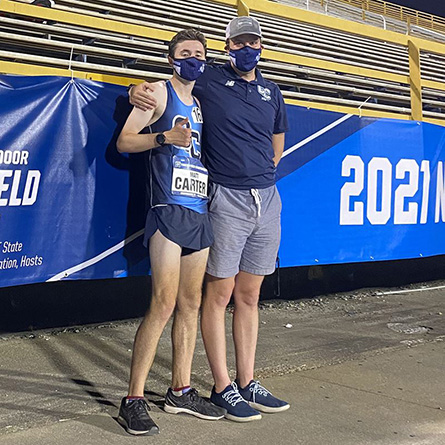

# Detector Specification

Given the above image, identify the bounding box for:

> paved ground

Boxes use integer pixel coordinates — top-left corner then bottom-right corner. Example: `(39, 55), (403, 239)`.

(0, 281), (444, 444)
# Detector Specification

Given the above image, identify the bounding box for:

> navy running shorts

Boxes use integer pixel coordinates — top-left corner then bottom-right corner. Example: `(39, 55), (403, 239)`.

(143, 204), (214, 255)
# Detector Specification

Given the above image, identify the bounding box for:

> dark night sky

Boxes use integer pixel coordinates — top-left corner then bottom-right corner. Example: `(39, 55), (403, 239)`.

(388, 1), (445, 17)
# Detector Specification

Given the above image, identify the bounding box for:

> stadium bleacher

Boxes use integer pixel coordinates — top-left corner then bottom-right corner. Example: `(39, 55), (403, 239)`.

(282, 0), (445, 43)
(1, 0), (445, 123)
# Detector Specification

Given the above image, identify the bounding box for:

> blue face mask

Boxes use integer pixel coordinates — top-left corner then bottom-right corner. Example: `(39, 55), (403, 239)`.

(229, 46), (261, 72)
(173, 57), (206, 81)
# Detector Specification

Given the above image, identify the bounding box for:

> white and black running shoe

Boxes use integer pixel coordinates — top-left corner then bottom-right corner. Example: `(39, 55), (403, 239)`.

(164, 388), (226, 420)
(118, 397), (160, 436)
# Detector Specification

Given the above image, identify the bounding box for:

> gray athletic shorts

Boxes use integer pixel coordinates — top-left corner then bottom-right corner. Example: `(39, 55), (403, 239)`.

(206, 183), (281, 278)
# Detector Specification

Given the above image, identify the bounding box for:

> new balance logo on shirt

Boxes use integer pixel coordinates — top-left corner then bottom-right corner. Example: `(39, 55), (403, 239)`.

(224, 80), (271, 102)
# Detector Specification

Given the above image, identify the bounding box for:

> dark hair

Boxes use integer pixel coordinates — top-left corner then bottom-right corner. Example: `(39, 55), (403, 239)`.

(168, 29), (207, 58)
(31, 0), (54, 6)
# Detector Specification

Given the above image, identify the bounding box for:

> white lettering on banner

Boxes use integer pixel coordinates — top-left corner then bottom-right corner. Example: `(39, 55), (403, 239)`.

(420, 161), (430, 224)
(1, 241), (23, 254)
(340, 156), (364, 225)
(0, 258), (18, 270)
(20, 255), (43, 268)
(436, 161), (445, 223)
(340, 156), (444, 225)
(394, 159), (419, 225)
(0, 240), (44, 272)
(0, 170), (41, 206)
(0, 150), (29, 165)
(367, 157), (392, 225)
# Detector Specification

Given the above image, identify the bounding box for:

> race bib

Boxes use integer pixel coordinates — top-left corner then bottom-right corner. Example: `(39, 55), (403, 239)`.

(171, 155), (208, 199)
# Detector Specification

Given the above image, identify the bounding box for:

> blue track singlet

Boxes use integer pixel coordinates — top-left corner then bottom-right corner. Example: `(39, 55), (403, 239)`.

(145, 80), (207, 214)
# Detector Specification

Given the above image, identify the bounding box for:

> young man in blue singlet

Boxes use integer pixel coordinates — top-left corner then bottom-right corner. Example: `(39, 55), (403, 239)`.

(116, 29), (226, 436)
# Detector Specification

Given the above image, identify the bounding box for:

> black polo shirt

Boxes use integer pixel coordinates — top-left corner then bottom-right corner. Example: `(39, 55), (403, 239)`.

(193, 63), (288, 190)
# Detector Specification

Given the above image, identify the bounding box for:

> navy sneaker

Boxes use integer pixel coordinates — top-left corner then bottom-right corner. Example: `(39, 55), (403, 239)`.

(118, 397), (160, 436)
(237, 380), (290, 413)
(164, 387), (226, 420)
(210, 382), (262, 422)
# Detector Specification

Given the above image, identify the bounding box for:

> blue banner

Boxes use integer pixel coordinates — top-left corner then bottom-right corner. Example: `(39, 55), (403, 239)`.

(0, 75), (444, 287)
(277, 107), (445, 267)
(0, 75), (149, 287)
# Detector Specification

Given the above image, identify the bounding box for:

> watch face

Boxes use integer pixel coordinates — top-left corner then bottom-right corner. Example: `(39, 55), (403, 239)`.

(156, 133), (166, 146)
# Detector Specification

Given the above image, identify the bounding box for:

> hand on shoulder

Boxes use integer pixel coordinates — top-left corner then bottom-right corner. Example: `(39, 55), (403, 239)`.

(130, 80), (165, 111)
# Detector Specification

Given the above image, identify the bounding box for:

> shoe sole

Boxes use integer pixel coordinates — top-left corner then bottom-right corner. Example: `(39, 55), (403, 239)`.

(164, 404), (225, 420)
(117, 416), (160, 436)
(224, 412), (262, 422)
(249, 402), (291, 413)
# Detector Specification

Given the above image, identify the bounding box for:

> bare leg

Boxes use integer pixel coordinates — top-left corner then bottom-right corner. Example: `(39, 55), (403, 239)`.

(232, 271), (264, 388)
(127, 231), (181, 397)
(171, 248), (209, 389)
(201, 274), (235, 392)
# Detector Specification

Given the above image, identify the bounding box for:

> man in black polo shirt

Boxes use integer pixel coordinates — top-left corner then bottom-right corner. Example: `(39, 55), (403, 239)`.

(130, 16), (290, 422)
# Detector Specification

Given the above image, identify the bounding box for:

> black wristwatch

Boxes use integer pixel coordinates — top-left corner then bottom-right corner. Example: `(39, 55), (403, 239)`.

(155, 133), (166, 146)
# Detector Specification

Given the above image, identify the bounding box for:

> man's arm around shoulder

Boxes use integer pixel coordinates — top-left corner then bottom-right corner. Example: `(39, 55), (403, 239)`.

(118, 82), (193, 153)
(117, 82), (166, 153)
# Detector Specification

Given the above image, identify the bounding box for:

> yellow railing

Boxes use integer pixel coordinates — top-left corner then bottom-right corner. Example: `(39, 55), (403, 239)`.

(334, 0), (445, 34)
(1, 0), (445, 125)
(235, 0), (445, 124)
